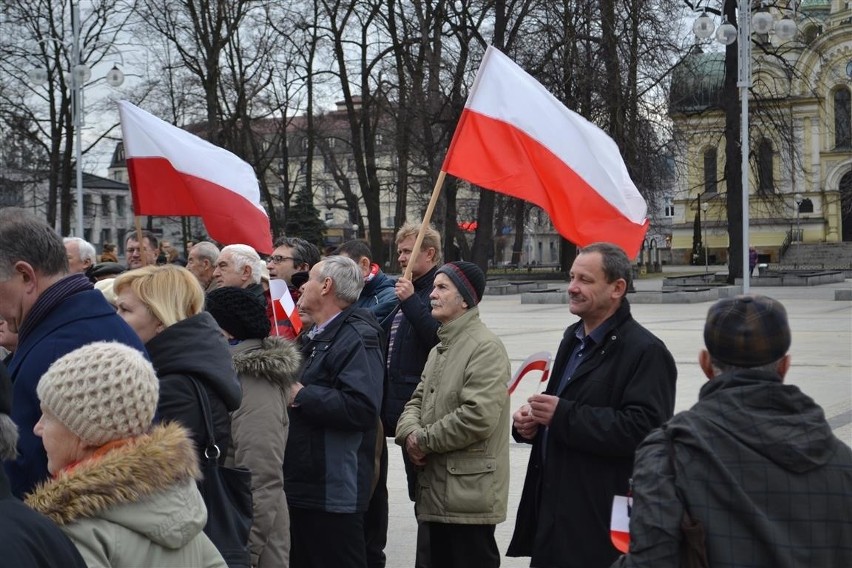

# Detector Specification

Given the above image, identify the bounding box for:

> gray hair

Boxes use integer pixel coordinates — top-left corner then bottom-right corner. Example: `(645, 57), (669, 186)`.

(273, 236), (321, 270)
(63, 237), (97, 264)
(0, 208), (68, 279)
(220, 244), (262, 285)
(191, 241), (220, 264)
(0, 414), (18, 461)
(319, 255), (364, 305)
(578, 242), (632, 289)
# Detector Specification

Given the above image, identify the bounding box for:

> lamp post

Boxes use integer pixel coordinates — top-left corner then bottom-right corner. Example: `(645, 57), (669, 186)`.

(692, 2), (797, 293)
(702, 202), (709, 276)
(794, 192), (803, 266)
(27, 1), (125, 237)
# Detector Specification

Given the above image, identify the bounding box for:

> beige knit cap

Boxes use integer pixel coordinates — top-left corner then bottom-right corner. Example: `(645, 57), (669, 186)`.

(37, 342), (159, 446)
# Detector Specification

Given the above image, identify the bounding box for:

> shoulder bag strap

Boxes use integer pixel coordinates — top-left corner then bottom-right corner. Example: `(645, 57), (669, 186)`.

(187, 375), (220, 460)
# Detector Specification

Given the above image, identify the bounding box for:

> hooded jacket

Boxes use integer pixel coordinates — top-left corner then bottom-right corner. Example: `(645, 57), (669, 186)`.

(227, 336), (301, 568)
(26, 423), (226, 568)
(146, 312), (241, 463)
(613, 370), (852, 568)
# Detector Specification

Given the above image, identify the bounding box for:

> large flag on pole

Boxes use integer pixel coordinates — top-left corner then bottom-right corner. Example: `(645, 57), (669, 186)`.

(117, 101), (273, 254)
(442, 46), (649, 258)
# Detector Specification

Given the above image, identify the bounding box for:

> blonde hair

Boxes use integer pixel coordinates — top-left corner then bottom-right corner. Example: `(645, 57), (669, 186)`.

(114, 265), (204, 328)
(396, 222), (443, 265)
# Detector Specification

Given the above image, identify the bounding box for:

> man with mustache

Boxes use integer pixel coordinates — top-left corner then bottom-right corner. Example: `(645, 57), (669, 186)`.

(508, 242), (677, 568)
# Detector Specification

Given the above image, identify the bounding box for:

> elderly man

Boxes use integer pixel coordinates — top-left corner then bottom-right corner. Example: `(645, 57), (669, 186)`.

(214, 244), (265, 301)
(508, 242), (677, 568)
(285, 256), (384, 568)
(0, 209), (145, 497)
(186, 241), (221, 292)
(124, 230), (159, 269)
(62, 237), (96, 275)
(395, 261), (510, 568)
(613, 295), (852, 567)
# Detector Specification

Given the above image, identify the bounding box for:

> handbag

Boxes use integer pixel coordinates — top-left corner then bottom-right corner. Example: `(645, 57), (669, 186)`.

(663, 425), (710, 568)
(189, 376), (253, 568)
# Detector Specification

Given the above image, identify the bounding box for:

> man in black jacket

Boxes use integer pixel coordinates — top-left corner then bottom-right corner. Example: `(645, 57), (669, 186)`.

(508, 242), (677, 568)
(613, 295), (852, 567)
(286, 255), (385, 568)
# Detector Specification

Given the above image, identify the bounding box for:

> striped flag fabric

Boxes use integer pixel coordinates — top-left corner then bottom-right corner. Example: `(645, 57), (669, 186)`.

(117, 101), (273, 254)
(442, 46), (649, 258)
(507, 351), (552, 395)
(269, 279), (302, 336)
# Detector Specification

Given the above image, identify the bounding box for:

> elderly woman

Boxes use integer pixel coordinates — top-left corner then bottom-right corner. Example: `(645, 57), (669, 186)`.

(26, 342), (225, 567)
(113, 265), (241, 462)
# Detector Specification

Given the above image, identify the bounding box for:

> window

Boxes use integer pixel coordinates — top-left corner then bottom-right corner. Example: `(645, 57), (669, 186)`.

(116, 196), (126, 216)
(835, 88), (851, 148)
(664, 201), (675, 217)
(101, 196), (111, 216)
(758, 138), (774, 193)
(83, 195), (94, 217)
(703, 148), (717, 194)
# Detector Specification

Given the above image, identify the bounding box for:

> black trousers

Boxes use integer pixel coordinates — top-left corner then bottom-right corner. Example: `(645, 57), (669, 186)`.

(422, 522), (499, 568)
(290, 507), (366, 568)
(364, 438), (389, 568)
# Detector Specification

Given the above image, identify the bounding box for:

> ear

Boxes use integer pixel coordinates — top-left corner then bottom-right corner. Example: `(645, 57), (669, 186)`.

(241, 264), (253, 281)
(15, 261), (38, 293)
(359, 256), (371, 273)
(775, 354), (791, 382)
(698, 349), (715, 380)
(611, 278), (627, 299)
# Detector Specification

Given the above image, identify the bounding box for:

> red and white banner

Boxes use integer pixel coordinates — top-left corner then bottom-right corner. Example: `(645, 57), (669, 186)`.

(443, 46), (649, 259)
(269, 279), (302, 335)
(507, 351), (551, 395)
(118, 101), (273, 254)
(610, 495), (631, 553)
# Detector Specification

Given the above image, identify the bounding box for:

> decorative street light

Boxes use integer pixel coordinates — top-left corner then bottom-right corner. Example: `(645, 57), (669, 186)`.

(691, 1), (798, 293)
(794, 192), (803, 266)
(27, 1), (125, 238)
(702, 202), (709, 276)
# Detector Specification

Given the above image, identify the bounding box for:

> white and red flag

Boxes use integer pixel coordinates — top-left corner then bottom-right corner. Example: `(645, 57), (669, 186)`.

(117, 101), (273, 254)
(507, 351), (552, 395)
(442, 46), (649, 258)
(268, 279), (302, 336)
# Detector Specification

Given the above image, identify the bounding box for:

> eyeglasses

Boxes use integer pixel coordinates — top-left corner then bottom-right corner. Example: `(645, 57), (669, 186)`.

(268, 255), (296, 264)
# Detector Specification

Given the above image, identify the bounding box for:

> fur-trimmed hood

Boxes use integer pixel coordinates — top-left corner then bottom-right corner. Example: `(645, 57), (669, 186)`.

(231, 336), (302, 391)
(26, 422), (202, 541)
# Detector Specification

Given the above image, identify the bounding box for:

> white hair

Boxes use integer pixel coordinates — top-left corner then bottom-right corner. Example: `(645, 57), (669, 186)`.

(219, 244), (263, 285)
(320, 256), (364, 304)
(63, 237), (97, 263)
(191, 241), (220, 264)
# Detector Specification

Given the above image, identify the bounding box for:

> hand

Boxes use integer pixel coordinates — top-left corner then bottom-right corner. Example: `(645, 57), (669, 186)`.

(288, 382), (304, 407)
(395, 277), (414, 302)
(405, 431), (427, 466)
(513, 404), (539, 440)
(527, 394), (559, 427)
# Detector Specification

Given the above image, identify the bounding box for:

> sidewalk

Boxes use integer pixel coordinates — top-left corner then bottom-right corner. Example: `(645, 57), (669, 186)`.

(383, 277), (852, 567)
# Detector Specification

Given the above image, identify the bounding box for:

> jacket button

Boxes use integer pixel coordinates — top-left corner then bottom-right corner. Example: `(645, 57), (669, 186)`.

(487, 464), (492, 469)
(450, 468), (456, 472)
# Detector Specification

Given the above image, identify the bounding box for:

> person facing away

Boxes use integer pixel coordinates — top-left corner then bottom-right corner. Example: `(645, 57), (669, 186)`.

(26, 342), (226, 568)
(395, 260), (510, 568)
(508, 242), (677, 568)
(286, 256), (385, 568)
(0, 208), (146, 498)
(206, 285), (303, 568)
(612, 294), (852, 568)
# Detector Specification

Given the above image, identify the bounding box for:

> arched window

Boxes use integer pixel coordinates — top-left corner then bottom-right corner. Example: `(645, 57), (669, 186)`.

(703, 148), (717, 194)
(758, 138), (774, 193)
(836, 88), (852, 148)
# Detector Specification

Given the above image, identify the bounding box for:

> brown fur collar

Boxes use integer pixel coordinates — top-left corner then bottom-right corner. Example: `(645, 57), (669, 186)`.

(232, 336), (301, 391)
(26, 422), (200, 525)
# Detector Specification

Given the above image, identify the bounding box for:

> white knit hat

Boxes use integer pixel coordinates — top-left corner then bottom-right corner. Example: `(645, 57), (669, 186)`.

(37, 342), (159, 446)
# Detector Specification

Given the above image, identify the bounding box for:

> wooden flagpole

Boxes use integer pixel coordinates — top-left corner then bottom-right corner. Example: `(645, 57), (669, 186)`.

(403, 170), (447, 281)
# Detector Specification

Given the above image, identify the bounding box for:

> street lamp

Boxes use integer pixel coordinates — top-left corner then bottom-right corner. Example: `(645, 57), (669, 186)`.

(794, 192), (803, 266)
(702, 202), (709, 276)
(692, 1), (798, 293)
(27, 1), (125, 238)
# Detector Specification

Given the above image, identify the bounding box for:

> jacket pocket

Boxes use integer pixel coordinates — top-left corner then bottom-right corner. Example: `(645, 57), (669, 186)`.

(445, 456), (496, 514)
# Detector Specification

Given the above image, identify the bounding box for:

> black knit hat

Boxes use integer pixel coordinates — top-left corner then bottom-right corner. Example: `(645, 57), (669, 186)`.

(206, 287), (270, 340)
(436, 261), (486, 307)
(704, 294), (791, 368)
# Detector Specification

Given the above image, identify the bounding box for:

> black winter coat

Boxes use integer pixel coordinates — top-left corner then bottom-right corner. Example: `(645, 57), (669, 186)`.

(380, 265), (439, 433)
(146, 312), (241, 463)
(508, 299), (677, 568)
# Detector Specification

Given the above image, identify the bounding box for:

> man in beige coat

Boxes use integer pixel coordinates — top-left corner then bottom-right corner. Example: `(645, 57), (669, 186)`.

(395, 261), (510, 568)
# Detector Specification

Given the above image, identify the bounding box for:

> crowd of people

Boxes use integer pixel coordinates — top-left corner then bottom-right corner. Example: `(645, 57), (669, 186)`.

(0, 206), (850, 568)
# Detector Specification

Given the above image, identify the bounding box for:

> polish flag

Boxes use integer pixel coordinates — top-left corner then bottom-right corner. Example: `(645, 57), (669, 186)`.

(117, 101), (273, 254)
(507, 351), (551, 395)
(269, 279), (302, 335)
(442, 46), (649, 258)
